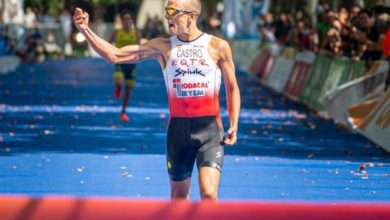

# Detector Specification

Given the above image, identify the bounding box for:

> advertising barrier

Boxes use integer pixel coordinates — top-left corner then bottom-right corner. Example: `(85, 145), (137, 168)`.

(300, 56), (367, 111)
(300, 54), (332, 109)
(232, 40), (262, 71)
(265, 47), (297, 93)
(284, 51), (316, 101)
(232, 39), (389, 152)
(324, 61), (389, 125)
(348, 89), (390, 152)
(258, 44), (281, 82)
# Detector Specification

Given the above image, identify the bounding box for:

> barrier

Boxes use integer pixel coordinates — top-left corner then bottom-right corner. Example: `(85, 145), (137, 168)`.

(248, 47), (271, 75)
(259, 44), (281, 83)
(342, 60), (366, 83)
(300, 54), (332, 109)
(265, 47), (297, 93)
(348, 89), (390, 152)
(232, 39), (389, 151)
(1, 196), (390, 220)
(313, 56), (351, 110)
(231, 40), (262, 71)
(284, 51), (316, 101)
(324, 61), (389, 125)
(301, 55), (367, 111)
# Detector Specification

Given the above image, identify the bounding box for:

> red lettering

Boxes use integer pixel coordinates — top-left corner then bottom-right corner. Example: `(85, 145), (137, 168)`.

(172, 59), (178, 66)
(199, 59), (209, 66)
(180, 59), (190, 67)
(180, 82), (209, 89)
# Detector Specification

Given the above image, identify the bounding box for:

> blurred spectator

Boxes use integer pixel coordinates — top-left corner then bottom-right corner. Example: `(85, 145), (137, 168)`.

(317, 9), (334, 44)
(15, 28), (45, 63)
(383, 16), (390, 57)
(23, 7), (37, 29)
(351, 10), (385, 67)
(338, 7), (349, 25)
(258, 13), (276, 43)
(378, 13), (390, 91)
(273, 12), (293, 44)
(1, 25), (18, 55)
(199, 12), (222, 36)
(350, 5), (362, 20)
(59, 8), (73, 56)
(43, 31), (62, 60)
(42, 11), (55, 25)
(142, 14), (165, 39)
(319, 18), (343, 56)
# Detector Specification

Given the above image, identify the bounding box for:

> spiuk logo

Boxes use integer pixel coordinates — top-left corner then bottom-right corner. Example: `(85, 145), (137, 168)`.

(174, 68), (205, 77)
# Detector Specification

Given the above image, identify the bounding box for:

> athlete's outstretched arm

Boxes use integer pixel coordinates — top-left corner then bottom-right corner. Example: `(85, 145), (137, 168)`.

(218, 40), (241, 145)
(73, 8), (160, 64)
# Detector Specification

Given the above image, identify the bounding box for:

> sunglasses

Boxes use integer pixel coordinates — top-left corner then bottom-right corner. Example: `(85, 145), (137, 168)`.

(165, 7), (196, 18)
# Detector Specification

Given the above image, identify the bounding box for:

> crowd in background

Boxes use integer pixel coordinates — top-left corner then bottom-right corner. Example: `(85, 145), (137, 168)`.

(0, 6), (72, 62)
(257, 4), (390, 69)
(1, 3), (389, 67)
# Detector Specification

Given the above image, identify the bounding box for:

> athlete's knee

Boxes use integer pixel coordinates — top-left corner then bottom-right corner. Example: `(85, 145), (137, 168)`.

(200, 187), (218, 200)
(171, 188), (190, 200)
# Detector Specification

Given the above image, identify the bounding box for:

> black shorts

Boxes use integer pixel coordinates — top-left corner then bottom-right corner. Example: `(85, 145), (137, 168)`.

(115, 64), (136, 80)
(166, 116), (224, 181)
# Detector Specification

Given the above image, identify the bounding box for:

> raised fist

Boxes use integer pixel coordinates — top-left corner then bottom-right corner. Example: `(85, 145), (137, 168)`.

(73, 7), (89, 32)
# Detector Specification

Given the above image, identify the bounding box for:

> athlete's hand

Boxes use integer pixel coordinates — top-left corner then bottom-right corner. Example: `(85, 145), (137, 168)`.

(73, 7), (89, 32)
(223, 126), (237, 146)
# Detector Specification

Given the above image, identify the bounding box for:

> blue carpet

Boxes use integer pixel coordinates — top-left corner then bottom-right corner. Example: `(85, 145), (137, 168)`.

(0, 58), (389, 201)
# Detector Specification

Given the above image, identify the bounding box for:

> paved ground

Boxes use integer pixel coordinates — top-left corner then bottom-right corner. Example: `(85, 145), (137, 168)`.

(1, 58), (389, 201)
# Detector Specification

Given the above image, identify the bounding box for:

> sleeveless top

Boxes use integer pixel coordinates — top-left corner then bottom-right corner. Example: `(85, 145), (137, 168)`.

(115, 28), (137, 48)
(163, 33), (222, 126)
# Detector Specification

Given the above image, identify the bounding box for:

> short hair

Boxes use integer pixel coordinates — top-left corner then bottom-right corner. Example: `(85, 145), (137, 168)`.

(183, 0), (201, 15)
(119, 9), (132, 19)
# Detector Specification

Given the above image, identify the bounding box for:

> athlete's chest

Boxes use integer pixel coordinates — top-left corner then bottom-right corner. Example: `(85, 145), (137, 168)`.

(167, 42), (218, 76)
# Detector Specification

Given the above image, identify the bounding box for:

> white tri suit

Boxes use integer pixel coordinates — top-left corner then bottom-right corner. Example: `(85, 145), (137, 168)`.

(162, 33), (225, 181)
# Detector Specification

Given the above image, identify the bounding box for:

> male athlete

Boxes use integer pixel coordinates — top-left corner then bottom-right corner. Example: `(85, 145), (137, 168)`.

(73, 0), (241, 200)
(109, 10), (140, 122)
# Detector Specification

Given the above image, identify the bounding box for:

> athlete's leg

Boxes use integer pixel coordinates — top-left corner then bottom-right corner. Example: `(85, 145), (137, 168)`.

(120, 65), (135, 122)
(113, 65), (123, 99)
(170, 178), (191, 200)
(121, 81), (134, 114)
(167, 118), (196, 200)
(194, 117), (224, 200)
(198, 166), (221, 200)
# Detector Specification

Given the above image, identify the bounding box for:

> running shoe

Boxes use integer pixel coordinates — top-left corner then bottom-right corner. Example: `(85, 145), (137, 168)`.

(120, 113), (129, 122)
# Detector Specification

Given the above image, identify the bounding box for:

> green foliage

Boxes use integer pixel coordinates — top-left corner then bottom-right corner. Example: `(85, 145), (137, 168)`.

(24, 0), (143, 16)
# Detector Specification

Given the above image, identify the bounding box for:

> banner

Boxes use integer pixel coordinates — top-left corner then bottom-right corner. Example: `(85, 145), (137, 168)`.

(348, 89), (390, 152)
(324, 61), (389, 125)
(300, 54), (331, 108)
(284, 51), (316, 101)
(232, 40), (262, 71)
(265, 47), (297, 93)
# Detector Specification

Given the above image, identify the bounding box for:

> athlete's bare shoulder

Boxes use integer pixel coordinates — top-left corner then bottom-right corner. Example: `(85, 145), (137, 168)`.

(210, 35), (230, 50)
(208, 35), (231, 62)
